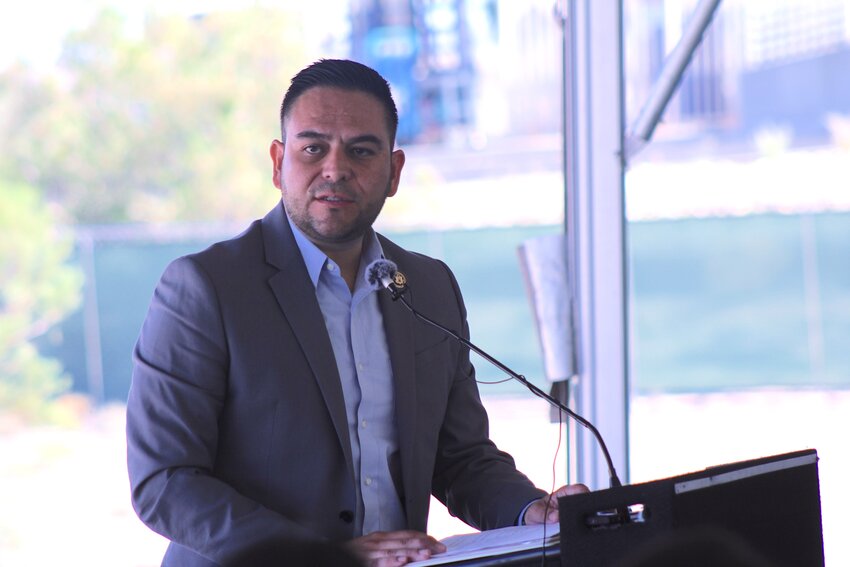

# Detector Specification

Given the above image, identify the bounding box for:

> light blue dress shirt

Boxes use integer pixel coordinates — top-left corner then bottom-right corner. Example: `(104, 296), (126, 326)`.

(288, 218), (407, 536)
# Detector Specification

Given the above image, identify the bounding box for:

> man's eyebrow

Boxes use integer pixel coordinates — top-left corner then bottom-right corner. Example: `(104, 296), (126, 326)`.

(294, 130), (384, 147)
(347, 134), (384, 147)
(294, 130), (331, 141)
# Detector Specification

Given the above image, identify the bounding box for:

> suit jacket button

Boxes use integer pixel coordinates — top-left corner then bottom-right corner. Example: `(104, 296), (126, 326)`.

(339, 510), (354, 524)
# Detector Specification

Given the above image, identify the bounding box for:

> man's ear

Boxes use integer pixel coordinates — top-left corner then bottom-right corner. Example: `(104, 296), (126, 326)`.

(387, 148), (405, 198)
(270, 140), (285, 190)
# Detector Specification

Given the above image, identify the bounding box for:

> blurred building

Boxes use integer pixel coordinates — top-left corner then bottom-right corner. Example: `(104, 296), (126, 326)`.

(625, 0), (850, 147)
(739, 0), (850, 142)
(349, 0), (476, 143)
(348, 0), (562, 144)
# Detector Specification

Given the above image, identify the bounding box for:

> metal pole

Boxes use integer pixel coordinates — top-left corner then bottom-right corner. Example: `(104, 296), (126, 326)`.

(555, 0), (579, 486)
(568, 0), (630, 489)
(78, 231), (105, 403)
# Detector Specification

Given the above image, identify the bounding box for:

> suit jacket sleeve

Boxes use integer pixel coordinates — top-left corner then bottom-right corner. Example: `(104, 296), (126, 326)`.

(126, 255), (318, 565)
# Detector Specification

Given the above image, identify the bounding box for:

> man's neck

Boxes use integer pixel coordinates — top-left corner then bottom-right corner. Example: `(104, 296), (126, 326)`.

(320, 240), (364, 292)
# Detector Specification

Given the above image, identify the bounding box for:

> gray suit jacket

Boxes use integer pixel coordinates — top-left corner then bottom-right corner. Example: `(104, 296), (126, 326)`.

(126, 202), (544, 566)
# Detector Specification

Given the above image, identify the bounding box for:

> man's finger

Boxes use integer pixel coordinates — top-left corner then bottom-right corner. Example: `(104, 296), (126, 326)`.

(346, 529), (446, 566)
(363, 534), (442, 551)
(554, 483), (590, 497)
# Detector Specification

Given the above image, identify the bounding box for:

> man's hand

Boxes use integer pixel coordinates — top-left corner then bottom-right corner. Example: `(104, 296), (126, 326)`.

(524, 484), (590, 525)
(344, 530), (447, 567)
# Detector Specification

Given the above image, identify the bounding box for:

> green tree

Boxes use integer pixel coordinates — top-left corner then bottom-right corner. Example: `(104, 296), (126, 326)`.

(1, 6), (309, 223)
(0, 182), (83, 422)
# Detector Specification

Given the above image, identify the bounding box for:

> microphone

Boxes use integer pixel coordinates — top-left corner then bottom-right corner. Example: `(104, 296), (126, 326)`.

(364, 259), (622, 488)
(366, 258), (408, 300)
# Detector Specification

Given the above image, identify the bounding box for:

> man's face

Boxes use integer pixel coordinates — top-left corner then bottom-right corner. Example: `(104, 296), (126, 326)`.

(270, 86), (404, 252)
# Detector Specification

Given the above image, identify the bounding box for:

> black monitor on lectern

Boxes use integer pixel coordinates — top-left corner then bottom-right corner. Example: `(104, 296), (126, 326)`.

(558, 449), (823, 567)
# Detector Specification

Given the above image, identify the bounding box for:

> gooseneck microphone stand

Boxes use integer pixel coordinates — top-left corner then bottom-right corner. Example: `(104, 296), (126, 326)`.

(389, 285), (622, 489)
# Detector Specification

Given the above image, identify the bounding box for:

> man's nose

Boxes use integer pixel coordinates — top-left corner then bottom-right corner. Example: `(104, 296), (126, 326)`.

(322, 147), (352, 182)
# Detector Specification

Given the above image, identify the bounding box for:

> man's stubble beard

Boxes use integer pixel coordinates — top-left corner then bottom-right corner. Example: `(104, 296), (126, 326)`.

(284, 179), (393, 248)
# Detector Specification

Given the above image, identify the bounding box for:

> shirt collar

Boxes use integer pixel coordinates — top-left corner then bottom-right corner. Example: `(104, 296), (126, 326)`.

(287, 214), (385, 290)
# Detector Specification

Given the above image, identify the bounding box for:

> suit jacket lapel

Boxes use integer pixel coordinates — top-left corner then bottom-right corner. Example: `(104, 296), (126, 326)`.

(378, 244), (422, 529)
(261, 203), (354, 477)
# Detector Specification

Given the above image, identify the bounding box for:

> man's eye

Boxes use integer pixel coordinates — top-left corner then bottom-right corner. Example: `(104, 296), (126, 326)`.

(304, 145), (323, 155)
(351, 147), (374, 157)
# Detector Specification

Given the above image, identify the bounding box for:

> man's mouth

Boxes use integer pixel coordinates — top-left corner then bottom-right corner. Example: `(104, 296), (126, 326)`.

(316, 194), (354, 203)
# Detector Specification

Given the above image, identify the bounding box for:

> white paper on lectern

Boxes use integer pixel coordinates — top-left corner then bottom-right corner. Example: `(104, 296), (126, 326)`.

(408, 523), (560, 566)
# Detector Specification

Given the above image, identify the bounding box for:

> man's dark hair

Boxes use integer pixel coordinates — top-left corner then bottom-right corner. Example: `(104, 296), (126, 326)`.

(280, 59), (399, 145)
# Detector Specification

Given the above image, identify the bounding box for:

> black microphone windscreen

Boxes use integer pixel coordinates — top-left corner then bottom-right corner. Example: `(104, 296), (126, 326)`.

(366, 259), (398, 287)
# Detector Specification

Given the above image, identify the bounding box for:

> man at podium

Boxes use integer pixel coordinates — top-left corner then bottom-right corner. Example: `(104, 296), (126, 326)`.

(126, 58), (588, 567)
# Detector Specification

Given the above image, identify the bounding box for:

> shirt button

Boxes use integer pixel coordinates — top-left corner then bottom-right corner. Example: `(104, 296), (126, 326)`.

(361, 419), (367, 428)
(357, 363), (364, 371)
(327, 263), (336, 271)
(365, 477), (372, 486)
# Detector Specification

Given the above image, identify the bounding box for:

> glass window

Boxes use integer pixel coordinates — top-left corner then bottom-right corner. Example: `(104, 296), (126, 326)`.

(624, 0), (850, 563)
